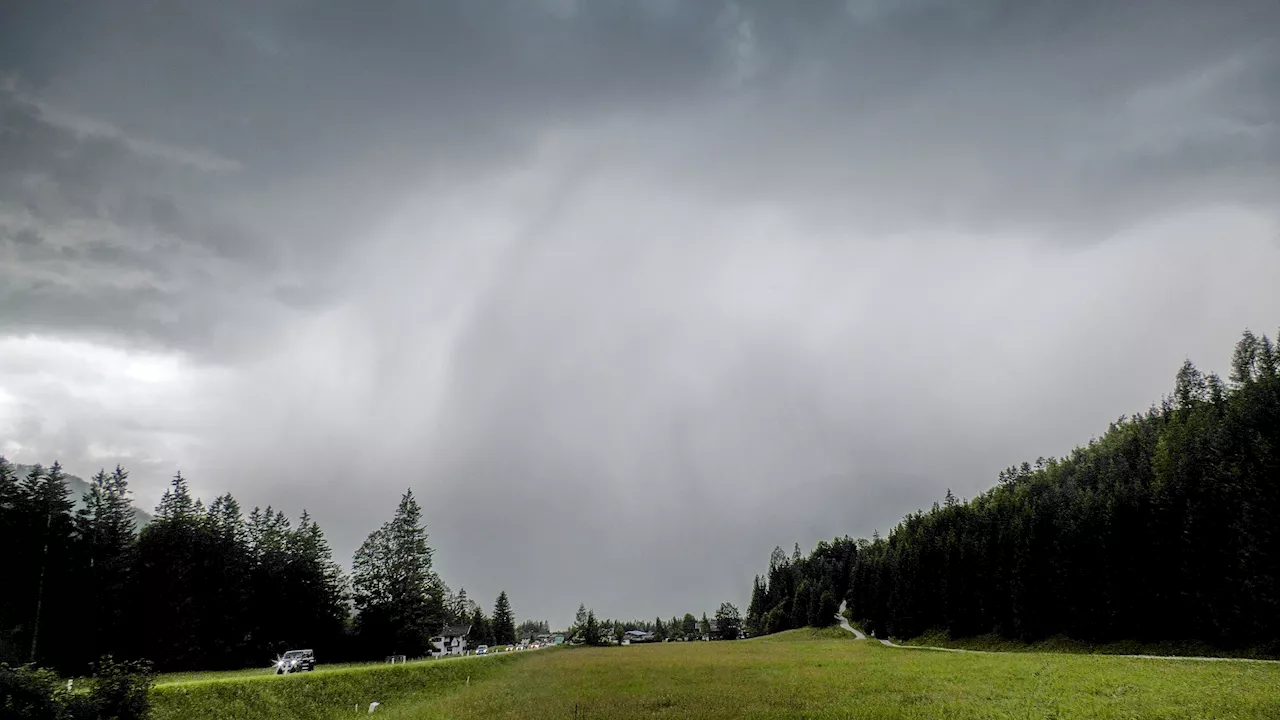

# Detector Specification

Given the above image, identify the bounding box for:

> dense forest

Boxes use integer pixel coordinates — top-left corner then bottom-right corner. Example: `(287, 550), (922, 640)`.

(746, 540), (857, 635)
(0, 465), (519, 674)
(748, 329), (1280, 652)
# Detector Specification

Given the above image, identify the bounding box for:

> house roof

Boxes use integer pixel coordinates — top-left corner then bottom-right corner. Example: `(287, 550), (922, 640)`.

(442, 624), (472, 637)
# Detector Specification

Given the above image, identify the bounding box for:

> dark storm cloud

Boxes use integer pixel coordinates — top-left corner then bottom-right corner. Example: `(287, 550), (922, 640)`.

(2, 0), (1279, 629)
(0, 87), (292, 355)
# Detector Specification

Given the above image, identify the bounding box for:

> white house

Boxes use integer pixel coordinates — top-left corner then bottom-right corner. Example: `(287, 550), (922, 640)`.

(430, 624), (472, 656)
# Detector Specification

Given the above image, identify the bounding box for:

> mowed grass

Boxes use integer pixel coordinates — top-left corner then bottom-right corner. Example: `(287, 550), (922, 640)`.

(153, 648), (542, 687)
(152, 631), (1280, 719)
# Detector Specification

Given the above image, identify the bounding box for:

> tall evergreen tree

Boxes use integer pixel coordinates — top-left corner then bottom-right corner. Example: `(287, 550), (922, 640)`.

(583, 611), (601, 646)
(129, 474), (253, 670)
(469, 605), (494, 647)
(279, 509), (348, 657)
(492, 591), (516, 645)
(18, 463), (78, 666)
(77, 466), (137, 667)
(351, 489), (444, 658)
(746, 575), (767, 635)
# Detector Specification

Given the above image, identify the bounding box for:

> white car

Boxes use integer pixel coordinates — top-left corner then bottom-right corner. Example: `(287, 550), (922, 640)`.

(475, 645), (488, 655)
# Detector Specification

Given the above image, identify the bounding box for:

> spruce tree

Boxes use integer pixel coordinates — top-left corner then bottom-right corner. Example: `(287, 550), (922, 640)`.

(20, 463), (77, 666)
(286, 510), (348, 657)
(470, 605), (494, 647)
(492, 591), (516, 645)
(77, 466), (137, 667)
(351, 489), (444, 658)
(746, 575), (767, 634)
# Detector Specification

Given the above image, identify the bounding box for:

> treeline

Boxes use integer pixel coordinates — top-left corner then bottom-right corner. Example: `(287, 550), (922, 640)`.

(449, 589), (518, 649)
(746, 540), (857, 635)
(0, 464), (522, 674)
(752, 328), (1280, 651)
(569, 604), (743, 644)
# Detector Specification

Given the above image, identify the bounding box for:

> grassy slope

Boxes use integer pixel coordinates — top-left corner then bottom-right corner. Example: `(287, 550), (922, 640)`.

(898, 630), (1280, 660)
(153, 631), (1280, 719)
(150, 653), (525, 720)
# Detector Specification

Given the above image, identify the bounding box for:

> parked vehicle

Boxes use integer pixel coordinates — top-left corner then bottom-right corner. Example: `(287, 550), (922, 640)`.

(476, 645), (489, 655)
(274, 649), (316, 674)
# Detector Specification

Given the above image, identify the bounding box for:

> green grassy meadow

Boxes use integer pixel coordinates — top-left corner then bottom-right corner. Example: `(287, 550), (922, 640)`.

(152, 631), (1280, 719)
(150, 653), (521, 720)
(897, 629), (1280, 661)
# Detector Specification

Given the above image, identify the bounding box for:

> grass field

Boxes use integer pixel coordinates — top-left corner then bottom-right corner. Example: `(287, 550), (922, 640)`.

(897, 629), (1280, 660)
(150, 652), (521, 720)
(152, 630), (1280, 719)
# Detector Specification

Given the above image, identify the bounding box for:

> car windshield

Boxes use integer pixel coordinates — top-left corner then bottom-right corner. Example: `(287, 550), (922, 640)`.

(283, 651), (307, 658)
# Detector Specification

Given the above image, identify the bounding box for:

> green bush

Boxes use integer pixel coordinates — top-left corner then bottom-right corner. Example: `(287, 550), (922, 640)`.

(89, 658), (154, 720)
(0, 658), (154, 720)
(1, 664), (64, 720)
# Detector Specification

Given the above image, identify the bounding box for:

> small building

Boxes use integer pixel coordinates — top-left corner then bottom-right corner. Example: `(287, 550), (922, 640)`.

(430, 624), (472, 656)
(624, 629), (655, 643)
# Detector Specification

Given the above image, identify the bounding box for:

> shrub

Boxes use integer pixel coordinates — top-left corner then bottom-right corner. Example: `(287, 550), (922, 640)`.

(0, 657), (155, 720)
(89, 657), (154, 720)
(1, 664), (64, 720)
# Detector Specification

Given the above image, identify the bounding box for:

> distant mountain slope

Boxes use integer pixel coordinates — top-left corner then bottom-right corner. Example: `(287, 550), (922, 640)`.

(11, 463), (153, 529)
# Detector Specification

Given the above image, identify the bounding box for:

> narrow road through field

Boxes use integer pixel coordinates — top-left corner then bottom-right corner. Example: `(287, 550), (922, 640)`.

(834, 602), (865, 639)
(832, 602), (1280, 663)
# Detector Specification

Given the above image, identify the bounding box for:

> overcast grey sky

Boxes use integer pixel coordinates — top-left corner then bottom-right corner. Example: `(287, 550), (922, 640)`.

(2, 0), (1278, 630)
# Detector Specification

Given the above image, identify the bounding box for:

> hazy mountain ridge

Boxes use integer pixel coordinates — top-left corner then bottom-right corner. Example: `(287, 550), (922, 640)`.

(10, 463), (154, 529)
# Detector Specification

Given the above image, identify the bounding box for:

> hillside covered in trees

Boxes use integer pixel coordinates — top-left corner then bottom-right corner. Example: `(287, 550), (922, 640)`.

(0, 464), (520, 674)
(748, 328), (1280, 652)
